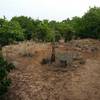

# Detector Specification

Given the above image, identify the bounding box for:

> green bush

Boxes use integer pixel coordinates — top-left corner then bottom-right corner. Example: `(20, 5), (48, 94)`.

(0, 56), (15, 97)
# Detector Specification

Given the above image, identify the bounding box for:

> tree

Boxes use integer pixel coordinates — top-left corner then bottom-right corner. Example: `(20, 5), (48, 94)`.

(0, 20), (24, 46)
(11, 16), (36, 40)
(78, 7), (100, 39)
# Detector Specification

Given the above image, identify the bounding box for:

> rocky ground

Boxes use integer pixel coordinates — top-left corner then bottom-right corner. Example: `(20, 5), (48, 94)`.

(2, 39), (100, 100)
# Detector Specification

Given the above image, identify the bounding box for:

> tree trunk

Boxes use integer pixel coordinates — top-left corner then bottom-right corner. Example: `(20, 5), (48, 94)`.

(51, 43), (55, 62)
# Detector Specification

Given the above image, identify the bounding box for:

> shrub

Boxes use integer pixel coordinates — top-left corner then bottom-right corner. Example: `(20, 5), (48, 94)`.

(41, 58), (51, 65)
(0, 56), (15, 97)
(56, 53), (73, 67)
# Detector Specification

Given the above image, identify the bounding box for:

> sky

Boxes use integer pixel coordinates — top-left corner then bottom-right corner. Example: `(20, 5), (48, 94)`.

(0, 0), (100, 21)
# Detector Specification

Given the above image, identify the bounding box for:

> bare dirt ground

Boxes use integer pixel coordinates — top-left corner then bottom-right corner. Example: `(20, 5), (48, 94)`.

(2, 39), (100, 100)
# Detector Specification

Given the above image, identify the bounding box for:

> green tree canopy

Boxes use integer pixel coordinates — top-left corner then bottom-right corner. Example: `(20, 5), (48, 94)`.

(0, 19), (24, 46)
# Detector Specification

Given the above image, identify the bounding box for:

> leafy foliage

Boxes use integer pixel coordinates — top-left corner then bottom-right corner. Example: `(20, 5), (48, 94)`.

(79, 7), (100, 39)
(11, 16), (36, 40)
(0, 7), (100, 47)
(0, 19), (24, 46)
(0, 56), (15, 96)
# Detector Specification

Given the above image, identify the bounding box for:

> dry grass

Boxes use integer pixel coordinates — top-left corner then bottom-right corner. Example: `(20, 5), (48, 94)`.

(2, 39), (100, 100)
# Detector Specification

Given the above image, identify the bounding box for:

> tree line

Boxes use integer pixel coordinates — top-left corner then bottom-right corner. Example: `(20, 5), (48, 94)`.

(0, 7), (100, 46)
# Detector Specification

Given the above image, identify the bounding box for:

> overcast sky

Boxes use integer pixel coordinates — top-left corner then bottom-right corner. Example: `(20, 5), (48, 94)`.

(0, 0), (100, 21)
